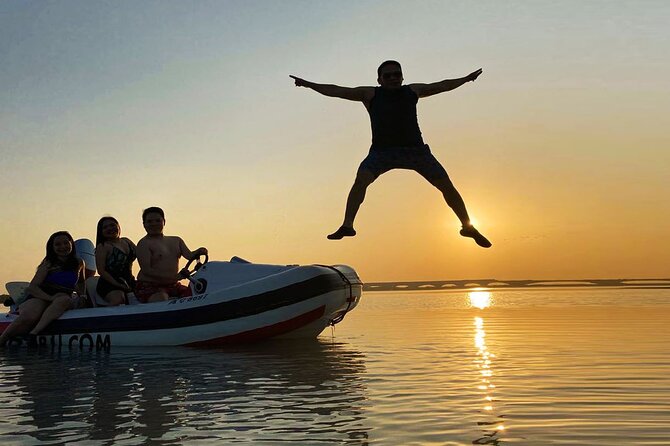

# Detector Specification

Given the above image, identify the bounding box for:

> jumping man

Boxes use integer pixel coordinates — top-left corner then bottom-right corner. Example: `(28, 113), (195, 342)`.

(290, 60), (491, 248)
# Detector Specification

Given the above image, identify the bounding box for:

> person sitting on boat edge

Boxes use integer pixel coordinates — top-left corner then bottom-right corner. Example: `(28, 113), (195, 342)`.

(94, 216), (137, 306)
(0, 231), (87, 347)
(135, 207), (208, 303)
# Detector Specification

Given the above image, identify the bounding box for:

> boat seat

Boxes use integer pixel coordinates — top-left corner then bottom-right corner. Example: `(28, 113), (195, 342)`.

(4, 281), (30, 313)
(85, 277), (140, 307)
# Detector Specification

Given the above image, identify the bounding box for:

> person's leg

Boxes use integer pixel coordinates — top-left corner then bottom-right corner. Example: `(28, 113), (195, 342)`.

(103, 290), (126, 306)
(429, 176), (491, 248)
(429, 176), (471, 225)
(148, 291), (169, 303)
(29, 294), (72, 335)
(163, 283), (192, 301)
(134, 281), (166, 304)
(176, 283), (193, 298)
(343, 168), (377, 227)
(416, 149), (492, 248)
(328, 168), (376, 240)
(0, 299), (49, 346)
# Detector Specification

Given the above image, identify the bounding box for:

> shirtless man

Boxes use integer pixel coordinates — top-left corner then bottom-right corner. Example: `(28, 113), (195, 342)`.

(135, 207), (208, 303)
(290, 60), (491, 248)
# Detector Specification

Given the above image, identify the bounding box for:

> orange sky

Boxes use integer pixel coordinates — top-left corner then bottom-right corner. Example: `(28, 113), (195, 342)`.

(1, 1), (669, 285)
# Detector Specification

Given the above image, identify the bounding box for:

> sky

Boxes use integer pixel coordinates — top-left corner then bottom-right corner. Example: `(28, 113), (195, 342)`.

(1, 0), (669, 285)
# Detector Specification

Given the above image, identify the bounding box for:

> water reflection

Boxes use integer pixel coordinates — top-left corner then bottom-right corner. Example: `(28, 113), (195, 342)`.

(469, 290), (492, 310)
(469, 291), (506, 445)
(0, 341), (370, 444)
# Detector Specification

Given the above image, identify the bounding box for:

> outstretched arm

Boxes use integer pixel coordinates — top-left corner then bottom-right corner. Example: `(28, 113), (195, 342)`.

(290, 75), (374, 103)
(409, 68), (483, 98)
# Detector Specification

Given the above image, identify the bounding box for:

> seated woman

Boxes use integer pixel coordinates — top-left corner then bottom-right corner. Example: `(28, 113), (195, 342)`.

(0, 231), (86, 347)
(94, 216), (136, 306)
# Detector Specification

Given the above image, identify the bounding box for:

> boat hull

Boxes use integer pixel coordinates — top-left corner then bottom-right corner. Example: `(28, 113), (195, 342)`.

(1, 263), (362, 349)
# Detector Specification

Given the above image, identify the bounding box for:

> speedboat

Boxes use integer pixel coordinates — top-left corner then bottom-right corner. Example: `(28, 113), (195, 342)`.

(1, 256), (363, 349)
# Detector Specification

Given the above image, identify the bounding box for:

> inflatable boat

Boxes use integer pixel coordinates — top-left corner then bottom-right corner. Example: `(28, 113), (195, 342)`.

(0, 257), (363, 350)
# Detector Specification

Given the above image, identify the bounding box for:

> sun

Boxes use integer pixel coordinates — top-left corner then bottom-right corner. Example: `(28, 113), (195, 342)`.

(469, 290), (491, 309)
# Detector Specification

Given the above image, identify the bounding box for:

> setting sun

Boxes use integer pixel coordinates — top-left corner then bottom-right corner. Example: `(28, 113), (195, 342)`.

(469, 291), (492, 309)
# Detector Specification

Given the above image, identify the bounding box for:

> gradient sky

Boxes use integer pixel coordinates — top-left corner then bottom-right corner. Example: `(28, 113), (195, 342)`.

(1, 1), (669, 285)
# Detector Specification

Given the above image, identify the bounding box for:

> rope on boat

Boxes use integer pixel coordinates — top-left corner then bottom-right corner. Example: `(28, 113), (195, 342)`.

(314, 265), (354, 326)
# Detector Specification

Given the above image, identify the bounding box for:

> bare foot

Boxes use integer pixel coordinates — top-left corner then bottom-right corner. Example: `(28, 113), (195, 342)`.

(460, 225), (492, 248)
(327, 226), (356, 240)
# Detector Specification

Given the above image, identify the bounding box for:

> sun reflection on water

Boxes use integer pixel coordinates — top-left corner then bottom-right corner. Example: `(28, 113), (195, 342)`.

(469, 290), (492, 309)
(469, 291), (505, 445)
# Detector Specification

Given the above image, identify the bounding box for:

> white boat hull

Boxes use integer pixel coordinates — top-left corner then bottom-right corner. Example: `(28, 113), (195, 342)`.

(1, 261), (363, 349)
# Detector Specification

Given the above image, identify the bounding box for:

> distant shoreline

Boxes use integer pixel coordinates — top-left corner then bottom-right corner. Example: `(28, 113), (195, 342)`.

(363, 278), (670, 292)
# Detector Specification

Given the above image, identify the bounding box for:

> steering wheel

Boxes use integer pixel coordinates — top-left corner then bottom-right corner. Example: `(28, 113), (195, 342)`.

(180, 253), (209, 294)
(181, 253), (209, 278)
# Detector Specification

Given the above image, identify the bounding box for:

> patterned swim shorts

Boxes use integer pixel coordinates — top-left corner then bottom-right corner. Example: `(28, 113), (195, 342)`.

(135, 281), (192, 303)
(358, 144), (449, 181)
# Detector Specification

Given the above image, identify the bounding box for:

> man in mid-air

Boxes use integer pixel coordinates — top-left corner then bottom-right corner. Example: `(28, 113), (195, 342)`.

(290, 60), (491, 248)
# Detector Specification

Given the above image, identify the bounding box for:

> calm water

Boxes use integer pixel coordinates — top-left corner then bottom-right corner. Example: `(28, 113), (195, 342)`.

(1, 288), (669, 445)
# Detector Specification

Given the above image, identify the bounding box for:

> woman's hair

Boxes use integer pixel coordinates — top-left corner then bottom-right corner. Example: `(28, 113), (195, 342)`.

(44, 231), (79, 271)
(95, 216), (120, 247)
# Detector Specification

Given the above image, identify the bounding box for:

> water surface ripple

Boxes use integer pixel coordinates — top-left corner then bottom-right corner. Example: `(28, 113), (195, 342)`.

(1, 288), (668, 445)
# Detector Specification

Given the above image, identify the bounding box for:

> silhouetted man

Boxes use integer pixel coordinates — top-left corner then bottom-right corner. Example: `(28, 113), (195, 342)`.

(290, 61), (491, 247)
(136, 207), (208, 303)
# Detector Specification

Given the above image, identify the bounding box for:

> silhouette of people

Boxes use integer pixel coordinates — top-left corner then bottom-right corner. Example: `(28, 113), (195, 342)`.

(94, 216), (137, 306)
(0, 231), (86, 346)
(135, 207), (208, 303)
(290, 61), (491, 248)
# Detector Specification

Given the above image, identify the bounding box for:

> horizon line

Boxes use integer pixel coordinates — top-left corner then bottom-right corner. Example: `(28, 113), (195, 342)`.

(363, 278), (670, 291)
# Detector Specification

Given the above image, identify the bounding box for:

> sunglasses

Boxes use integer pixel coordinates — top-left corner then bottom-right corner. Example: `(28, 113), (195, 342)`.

(382, 71), (402, 80)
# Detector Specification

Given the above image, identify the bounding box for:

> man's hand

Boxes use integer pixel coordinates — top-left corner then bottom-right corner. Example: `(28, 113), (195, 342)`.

(467, 68), (483, 82)
(289, 75), (309, 87)
(195, 247), (208, 257)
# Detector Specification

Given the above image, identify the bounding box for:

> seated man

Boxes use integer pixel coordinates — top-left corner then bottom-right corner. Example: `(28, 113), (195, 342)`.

(135, 207), (208, 303)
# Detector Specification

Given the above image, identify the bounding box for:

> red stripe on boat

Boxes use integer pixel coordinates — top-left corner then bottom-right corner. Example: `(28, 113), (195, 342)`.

(185, 305), (326, 346)
(0, 321), (11, 334)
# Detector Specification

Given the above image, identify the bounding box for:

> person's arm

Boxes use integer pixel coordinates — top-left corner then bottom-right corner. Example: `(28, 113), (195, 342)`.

(176, 238), (207, 279)
(290, 75), (374, 103)
(95, 244), (130, 291)
(124, 238), (137, 281)
(124, 238), (137, 253)
(25, 262), (56, 302)
(409, 68), (483, 98)
(75, 260), (86, 296)
(178, 238), (208, 262)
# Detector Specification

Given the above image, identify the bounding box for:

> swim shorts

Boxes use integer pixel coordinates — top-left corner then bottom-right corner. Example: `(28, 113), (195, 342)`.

(358, 144), (449, 181)
(134, 281), (192, 303)
(96, 277), (134, 300)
